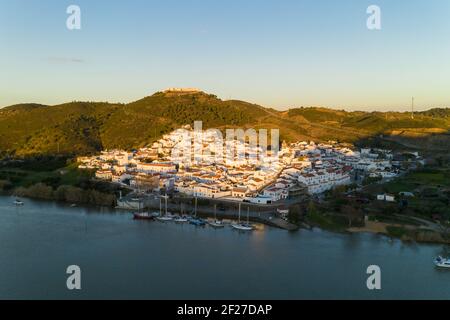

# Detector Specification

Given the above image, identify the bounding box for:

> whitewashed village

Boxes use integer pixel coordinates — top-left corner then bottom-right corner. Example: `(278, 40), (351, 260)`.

(76, 124), (420, 219)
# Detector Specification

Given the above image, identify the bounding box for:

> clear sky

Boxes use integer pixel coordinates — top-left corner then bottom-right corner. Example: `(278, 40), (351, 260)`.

(1, 0), (449, 111)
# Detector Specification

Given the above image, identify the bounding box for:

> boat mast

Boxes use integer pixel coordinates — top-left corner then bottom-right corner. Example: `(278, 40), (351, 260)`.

(214, 204), (217, 221)
(247, 207), (250, 225)
(195, 197), (198, 217)
(165, 194), (168, 216)
(238, 203), (241, 224)
(159, 197), (162, 216)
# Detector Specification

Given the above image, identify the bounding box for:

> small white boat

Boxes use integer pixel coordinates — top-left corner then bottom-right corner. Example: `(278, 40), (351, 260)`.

(208, 205), (225, 228)
(157, 216), (174, 222)
(174, 215), (189, 223)
(174, 203), (189, 223)
(231, 204), (254, 231)
(156, 195), (174, 221)
(151, 212), (161, 218)
(14, 199), (24, 206)
(209, 220), (225, 228)
(434, 256), (450, 268)
(231, 223), (254, 231)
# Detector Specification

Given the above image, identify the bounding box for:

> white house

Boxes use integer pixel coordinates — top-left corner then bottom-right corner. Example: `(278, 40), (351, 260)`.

(95, 170), (113, 181)
(193, 184), (231, 199)
(232, 187), (249, 198)
(377, 194), (396, 202)
(245, 196), (272, 204)
(112, 173), (132, 183)
(137, 162), (177, 174)
(263, 186), (288, 202)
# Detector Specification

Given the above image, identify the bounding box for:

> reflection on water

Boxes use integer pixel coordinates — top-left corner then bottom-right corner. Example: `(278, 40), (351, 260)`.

(0, 196), (449, 300)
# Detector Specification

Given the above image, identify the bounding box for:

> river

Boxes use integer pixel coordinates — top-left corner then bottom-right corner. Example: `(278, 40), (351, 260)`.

(0, 196), (449, 300)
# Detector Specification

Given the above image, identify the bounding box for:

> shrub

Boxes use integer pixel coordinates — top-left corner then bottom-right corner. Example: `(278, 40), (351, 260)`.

(0, 179), (12, 191)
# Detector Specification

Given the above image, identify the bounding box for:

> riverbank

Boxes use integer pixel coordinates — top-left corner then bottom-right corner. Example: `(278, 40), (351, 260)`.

(297, 204), (450, 244)
(4, 189), (449, 243)
(0, 158), (131, 207)
(297, 165), (450, 245)
(8, 183), (117, 207)
(347, 221), (450, 244)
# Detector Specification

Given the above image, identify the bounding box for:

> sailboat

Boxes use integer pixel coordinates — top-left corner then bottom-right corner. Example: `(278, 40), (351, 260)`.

(157, 195), (174, 222)
(208, 204), (225, 228)
(151, 197), (162, 218)
(231, 204), (254, 231)
(174, 203), (189, 223)
(133, 198), (153, 220)
(189, 197), (206, 226)
(13, 198), (24, 206)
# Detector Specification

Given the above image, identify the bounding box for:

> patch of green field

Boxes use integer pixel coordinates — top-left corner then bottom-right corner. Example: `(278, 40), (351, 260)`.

(384, 168), (450, 194)
(369, 214), (422, 226)
(307, 211), (349, 232)
(0, 163), (93, 189)
(408, 172), (450, 187)
(384, 180), (417, 194)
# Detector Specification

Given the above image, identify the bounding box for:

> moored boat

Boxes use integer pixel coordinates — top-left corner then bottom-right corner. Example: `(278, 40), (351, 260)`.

(156, 195), (173, 222)
(231, 204), (254, 231)
(14, 199), (24, 206)
(208, 205), (225, 228)
(231, 223), (254, 231)
(133, 198), (154, 221)
(174, 215), (189, 223)
(209, 220), (225, 228)
(189, 218), (206, 226)
(434, 256), (450, 268)
(188, 197), (205, 226)
(157, 216), (174, 222)
(173, 203), (189, 223)
(133, 212), (154, 220)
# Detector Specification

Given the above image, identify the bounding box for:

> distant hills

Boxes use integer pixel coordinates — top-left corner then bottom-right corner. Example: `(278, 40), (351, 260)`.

(0, 91), (449, 158)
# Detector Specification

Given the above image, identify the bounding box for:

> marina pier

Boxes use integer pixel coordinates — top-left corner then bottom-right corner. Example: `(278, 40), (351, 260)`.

(117, 193), (299, 231)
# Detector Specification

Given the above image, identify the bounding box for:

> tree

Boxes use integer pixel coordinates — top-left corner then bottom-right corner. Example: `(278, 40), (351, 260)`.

(26, 183), (54, 200)
(307, 200), (317, 217)
(332, 185), (347, 197)
(342, 204), (361, 228)
(287, 204), (302, 225)
(0, 180), (12, 191)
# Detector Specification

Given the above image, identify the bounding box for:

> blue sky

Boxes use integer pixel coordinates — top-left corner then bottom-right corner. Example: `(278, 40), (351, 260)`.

(1, 0), (449, 111)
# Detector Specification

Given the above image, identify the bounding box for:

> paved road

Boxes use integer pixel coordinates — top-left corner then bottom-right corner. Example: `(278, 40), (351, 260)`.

(395, 214), (443, 232)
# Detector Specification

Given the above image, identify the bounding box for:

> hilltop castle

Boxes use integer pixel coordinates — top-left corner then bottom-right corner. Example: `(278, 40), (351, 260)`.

(164, 88), (201, 93)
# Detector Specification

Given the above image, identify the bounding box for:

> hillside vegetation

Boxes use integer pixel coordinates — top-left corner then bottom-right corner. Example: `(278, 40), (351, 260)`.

(0, 91), (449, 158)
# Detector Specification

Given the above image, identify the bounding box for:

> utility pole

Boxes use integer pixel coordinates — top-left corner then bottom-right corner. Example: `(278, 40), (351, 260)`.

(411, 97), (415, 120)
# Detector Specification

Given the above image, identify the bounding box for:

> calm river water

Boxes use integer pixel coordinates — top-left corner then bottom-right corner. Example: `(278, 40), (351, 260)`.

(1, 196), (449, 300)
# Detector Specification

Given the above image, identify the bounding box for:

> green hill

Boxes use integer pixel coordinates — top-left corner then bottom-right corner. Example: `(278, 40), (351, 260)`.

(0, 91), (449, 158)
